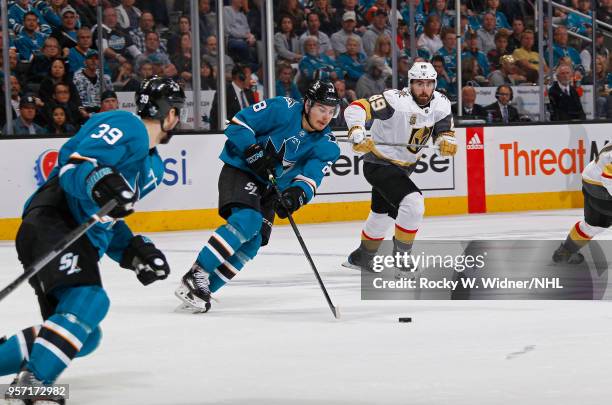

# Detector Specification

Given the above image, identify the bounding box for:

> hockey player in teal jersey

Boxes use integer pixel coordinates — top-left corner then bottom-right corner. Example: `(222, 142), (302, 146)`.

(0, 77), (185, 403)
(175, 80), (341, 313)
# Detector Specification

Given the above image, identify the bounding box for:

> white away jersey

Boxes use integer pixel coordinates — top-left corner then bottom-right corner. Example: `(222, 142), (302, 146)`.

(582, 143), (612, 198)
(344, 89), (454, 167)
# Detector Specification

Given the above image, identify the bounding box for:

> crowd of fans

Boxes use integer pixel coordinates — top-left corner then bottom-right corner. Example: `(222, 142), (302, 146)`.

(0, 0), (611, 135)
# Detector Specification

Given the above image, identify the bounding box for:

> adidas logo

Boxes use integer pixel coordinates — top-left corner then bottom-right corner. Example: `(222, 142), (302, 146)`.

(467, 133), (484, 150)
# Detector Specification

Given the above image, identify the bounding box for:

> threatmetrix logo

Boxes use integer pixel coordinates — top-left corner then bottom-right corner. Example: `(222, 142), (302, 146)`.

(34, 149), (59, 186)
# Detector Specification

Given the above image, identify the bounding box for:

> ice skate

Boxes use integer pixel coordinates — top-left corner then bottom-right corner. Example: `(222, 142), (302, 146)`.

(175, 263), (212, 313)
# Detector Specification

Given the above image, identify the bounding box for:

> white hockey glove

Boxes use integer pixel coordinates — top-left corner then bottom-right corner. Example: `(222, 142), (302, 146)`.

(434, 132), (457, 157)
(348, 125), (374, 154)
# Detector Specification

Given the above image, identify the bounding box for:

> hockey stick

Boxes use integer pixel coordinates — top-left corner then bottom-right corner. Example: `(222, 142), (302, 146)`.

(335, 138), (440, 149)
(268, 173), (340, 319)
(0, 199), (119, 303)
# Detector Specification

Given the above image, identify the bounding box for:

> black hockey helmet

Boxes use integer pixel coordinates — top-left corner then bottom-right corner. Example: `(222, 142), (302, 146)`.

(136, 76), (187, 125)
(304, 80), (341, 118)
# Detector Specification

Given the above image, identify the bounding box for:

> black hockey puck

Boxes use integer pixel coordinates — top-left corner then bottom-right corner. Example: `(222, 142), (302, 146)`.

(398, 317), (412, 323)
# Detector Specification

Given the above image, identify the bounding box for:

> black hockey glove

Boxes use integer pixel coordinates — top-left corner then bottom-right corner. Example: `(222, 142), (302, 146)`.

(244, 144), (276, 180)
(274, 186), (307, 219)
(86, 166), (137, 218)
(120, 236), (170, 286)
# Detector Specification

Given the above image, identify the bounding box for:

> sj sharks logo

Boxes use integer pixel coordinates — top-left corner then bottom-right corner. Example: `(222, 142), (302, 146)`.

(264, 136), (301, 171)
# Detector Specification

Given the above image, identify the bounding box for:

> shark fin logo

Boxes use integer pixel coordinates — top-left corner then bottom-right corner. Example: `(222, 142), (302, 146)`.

(34, 150), (59, 186)
(265, 137), (300, 170)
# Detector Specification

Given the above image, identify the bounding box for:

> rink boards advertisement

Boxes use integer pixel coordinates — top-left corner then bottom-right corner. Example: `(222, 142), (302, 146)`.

(0, 122), (610, 237)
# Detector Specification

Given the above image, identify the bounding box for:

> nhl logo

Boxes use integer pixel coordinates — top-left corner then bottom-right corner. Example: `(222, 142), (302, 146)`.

(410, 115), (416, 125)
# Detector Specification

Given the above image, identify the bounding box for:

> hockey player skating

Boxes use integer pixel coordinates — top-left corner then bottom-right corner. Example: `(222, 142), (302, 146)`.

(0, 77), (185, 404)
(553, 144), (612, 264)
(343, 62), (457, 273)
(175, 80), (341, 313)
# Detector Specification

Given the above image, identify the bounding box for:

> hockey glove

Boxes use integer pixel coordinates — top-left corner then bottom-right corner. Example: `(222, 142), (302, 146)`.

(245, 144), (276, 180)
(348, 125), (375, 154)
(120, 236), (170, 286)
(434, 133), (457, 156)
(274, 186), (307, 219)
(86, 166), (137, 218)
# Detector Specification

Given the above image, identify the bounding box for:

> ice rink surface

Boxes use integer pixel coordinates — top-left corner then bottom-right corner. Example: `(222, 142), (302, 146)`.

(2, 209), (612, 404)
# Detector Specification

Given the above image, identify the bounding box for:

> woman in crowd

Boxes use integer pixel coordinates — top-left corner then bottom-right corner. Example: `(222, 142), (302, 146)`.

(274, 15), (303, 63)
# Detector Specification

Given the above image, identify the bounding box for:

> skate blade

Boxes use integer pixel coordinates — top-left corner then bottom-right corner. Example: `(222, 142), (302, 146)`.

(341, 261), (363, 271)
(174, 303), (209, 314)
(174, 286), (211, 314)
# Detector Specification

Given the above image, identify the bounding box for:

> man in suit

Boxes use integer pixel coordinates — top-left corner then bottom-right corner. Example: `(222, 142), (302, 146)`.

(548, 64), (586, 121)
(210, 64), (255, 130)
(485, 84), (520, 123)
(452, 86), (487, 119)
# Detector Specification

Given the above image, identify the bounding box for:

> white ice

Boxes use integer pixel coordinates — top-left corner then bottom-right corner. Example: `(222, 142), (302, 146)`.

(1, 209), (612, 405)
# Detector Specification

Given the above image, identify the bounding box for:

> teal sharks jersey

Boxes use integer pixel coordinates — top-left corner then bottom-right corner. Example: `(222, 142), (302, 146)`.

(221, 96), (340, 202)
(26, 110), (165, 261)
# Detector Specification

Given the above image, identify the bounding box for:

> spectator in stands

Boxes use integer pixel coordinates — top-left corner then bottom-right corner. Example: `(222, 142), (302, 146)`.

(67, 27), (95, 73)
(44, 82), (87, 127)
(400, 0), (426, 37)
(311, 0), (338, 34)
(431, 55), (454, 96)
(200, 60), (217, 91)
(197, 0), (217, 43)
(417, 15), (443, 56)
(452, 85), (488, 119)
(276, 63), (302, 101)
(93, 7), (142, 76)
(565, 0), (593, 36)
(599, 0), (612, 26)
(487, 31), (511, 71)
(135, 31), (171, 71)
(461, 3), (482, 31)
(550, 26), (582, 72)
(463, 31), (490, 78)
(209, 64), (255, 130)
(299, 35), (342, 90)
(113, 61), (140, 91)
(275, 15), (302, 63)
(7, 75), (23, 118)
(355, 55), (390, 99)
(394, 55), (411, 89)
(549, 64), (586, 121)
(15, 12), (48, 63)
(362, 8), (391, 57)
(44, 0), (69, 31)
(330, 79), (351, 127)
(172, 32), (193, 90)
(488, 54), (527, 86)
(202, 35), (235, 81)
(512, 30), (548, 83)
(331, 11), (363, 56)
(506, 18), (524, 53)
(8, 0), (52, 36)
(224, 0), (258, 68)
(3, 95), (46, 135)
(337, 36), (366, 89)
(129, 11), (168, 55)
(27, 37), (62, 83)
(278, 0), (307, 36)
(115, 0), (142, 31)
(73, 0), (99, 28)
(136, 0), (169, 27)
(483, 0), (511, 30)
(369, 0), (391, 15)
(99, 90), (119, 112)
(583, 55), (609, 119)
(485, 84), (519, 123)
(39, 58), (80, 106)
(299, 12), (333, 56)
(137, 61), (154, 82)
(73, 50), (113, 112)
(372, 34), (394, 67)
(334, 0), (367, 33)
(46, 105), (76, 135)
(476, 12), (498, 54)
(167, 16), (191, 54)
(435, 28), (458, 79)
(580, 32), (608, 77)
(51, 6), (79, 53)
(429, 0), (454, 28)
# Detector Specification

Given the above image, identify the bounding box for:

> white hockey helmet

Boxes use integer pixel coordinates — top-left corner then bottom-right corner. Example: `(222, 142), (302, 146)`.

(406, 62), (437, 105)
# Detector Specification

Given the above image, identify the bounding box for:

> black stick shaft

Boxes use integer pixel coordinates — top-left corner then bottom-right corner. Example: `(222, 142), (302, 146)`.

(269, 174), (339, 319)
(0, 200), (118, 303)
